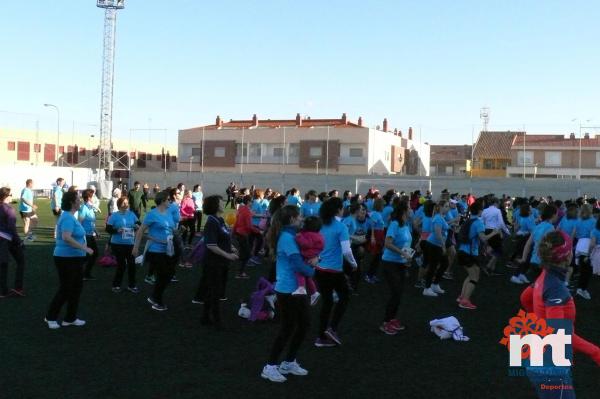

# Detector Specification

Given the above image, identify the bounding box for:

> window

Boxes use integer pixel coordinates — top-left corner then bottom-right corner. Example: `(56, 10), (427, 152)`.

(17, 141), (30, 161)
(59, 146), (65, 154)
(596, 152), (600, 167)
(80, 147), (87, 156)
(309, 146), (322, 157)
(288, 143), (299, 157)
(349, 148), (363, 157)
(384, 151), (390, 161)
(517, 151), (534, 166)
(192, 147), (203, 157)
(544, 151), (561, 167)
(34, 144), (41, 153)
(445, 166), (454, 175)
(250, 143), (261, 157)
(236, 143), (247, 157)
(44, 144), (55, 162)
(147, 154), (152, 161)
(171, 156), (177, 162)
(273, 147), (284, 157)
(483, 159), (494, 169)
(7, 141), (15, 151)
(214, 147), (225, 157)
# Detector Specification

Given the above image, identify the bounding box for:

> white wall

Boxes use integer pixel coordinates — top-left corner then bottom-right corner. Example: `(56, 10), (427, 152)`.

(0, 166), (99, 194)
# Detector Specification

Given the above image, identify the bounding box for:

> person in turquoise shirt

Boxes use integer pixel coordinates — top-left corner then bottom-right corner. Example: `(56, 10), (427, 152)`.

(79, 189), (98, 280)
(106, 196), (140, 292)
(261, 205), (315, 383)
(518, 205), (558, 283)
(286, 188), (302, 208)
(423, 200), (450, 297)
(379, 201), (413, 335)
(19, 178), (38, 241)
(557, 204), (578, 239)
(300, 190), (321, 218)
(365, 198), (386, 283)
(45, 190), (93, 329)
(192, 184), (204, 231)
(575, 204), (595, 300)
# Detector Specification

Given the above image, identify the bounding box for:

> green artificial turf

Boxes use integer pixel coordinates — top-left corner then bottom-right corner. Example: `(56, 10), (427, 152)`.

(1, 199), (599, 398)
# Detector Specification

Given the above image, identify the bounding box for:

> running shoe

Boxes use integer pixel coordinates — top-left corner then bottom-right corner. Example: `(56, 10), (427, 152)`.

(261, 365), (287, 382)
(111, 287), (122, 293)
(442, 271), (454, 281)
(310, 292), (321, 306)
(389, 319), (406, 331)
(171, 276), (179, 282)
(152, 304), (168, 311)
(324, 328), (342, 345)
(518, 274), (530, 284)
(191, 299), (204, 305)
(576, 289), (591, 300)
(147, 297), (158, 306)
(127, 286), (140, 294)
(414, 279), (425, 289)
(10, 288), (26, 297)
(44, 318), (60, 330)
(510, 275), (524, 285)
(235, 272), (250, 279)
(379, 322), (398, 335)
(314, 337), (336, 348)
(431, 284), (446, 294)
(62, 319), (86, 327)
(144, 276), (155, 285)
(458, 299), (477, 310)
(422, 287), (438, 297)
(279, 360), (308, 376)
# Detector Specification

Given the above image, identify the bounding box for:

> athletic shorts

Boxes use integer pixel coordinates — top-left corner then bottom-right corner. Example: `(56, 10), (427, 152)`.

(20, 211), (36, 219)
(485, 229), (503, 255)
(457, 251), (478, 268)
(52, 209), (62, 216)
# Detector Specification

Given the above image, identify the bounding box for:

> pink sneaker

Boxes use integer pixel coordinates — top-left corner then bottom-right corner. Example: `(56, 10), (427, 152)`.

(389, 319), (406, 331)
(458, 298), (477, 310)
(379, 322), (398, 335)
(456, 295), (463, 303)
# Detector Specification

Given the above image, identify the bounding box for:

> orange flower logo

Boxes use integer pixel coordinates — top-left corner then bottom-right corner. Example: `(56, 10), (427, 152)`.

(499, 309), (555, 360)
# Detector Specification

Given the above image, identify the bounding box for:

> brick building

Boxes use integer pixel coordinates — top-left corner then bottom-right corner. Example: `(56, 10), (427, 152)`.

(429, 144), (472, 176)
(471, 131), (524, 177)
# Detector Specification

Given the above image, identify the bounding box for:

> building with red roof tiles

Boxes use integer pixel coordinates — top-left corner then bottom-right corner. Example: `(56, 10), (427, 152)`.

(430, 144), (472, 176)
(178, 114), (430, 176)
(471, 131), (524, 177)
(507, 132), (600, 178)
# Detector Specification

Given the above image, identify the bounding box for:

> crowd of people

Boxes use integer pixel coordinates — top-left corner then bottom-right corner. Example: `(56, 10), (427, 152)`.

(0, 178), (599, 394)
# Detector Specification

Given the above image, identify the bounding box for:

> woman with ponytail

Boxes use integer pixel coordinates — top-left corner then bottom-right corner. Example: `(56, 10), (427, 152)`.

(261, 205), (316, 383)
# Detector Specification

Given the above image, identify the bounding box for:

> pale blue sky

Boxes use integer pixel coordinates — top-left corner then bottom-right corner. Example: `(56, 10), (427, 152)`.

(1, 0), (599, 146)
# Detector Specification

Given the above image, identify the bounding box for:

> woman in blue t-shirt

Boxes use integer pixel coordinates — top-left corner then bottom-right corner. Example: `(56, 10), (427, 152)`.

(261, 205), (316, 383)
(517, 204), (558, 283)
(379, 202), (412, 335)
(576, 204), (595, 299)
(315, 197), (358, 348)
(45, 191), (94, 329)
(343, 203), (370, 292)
(423, 200), (450, 297)
(133, 191), (177, 311)
(365, 198), (386, 283)
(510, 203), (536, 266)
(79, 189), (98, 280)
(106, 196), (140, 292)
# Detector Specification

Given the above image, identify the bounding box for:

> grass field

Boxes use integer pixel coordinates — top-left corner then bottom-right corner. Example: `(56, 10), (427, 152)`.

(2, 199), (599, 399)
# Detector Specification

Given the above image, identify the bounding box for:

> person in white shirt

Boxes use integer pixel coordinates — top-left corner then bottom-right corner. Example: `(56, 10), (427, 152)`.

(88, 185), (102, 214)
(480, 197), (510, 275)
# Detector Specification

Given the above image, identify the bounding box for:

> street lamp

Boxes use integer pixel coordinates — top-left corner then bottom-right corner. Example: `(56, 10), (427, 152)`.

(43, 103), (60, 166)
(315, 159), (319, 175)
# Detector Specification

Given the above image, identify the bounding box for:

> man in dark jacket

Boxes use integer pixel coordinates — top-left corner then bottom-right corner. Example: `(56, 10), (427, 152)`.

(128, 181), (144, 219)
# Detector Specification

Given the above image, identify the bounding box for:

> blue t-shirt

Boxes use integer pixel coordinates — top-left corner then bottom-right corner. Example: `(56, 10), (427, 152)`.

(319, 219), (350, 271)
(369, 211), (385, 230)
(19, 188), (33, 212)
(382, 205), (394, 227)
(251, 198), (269, 226)
(458, 217), (485, 256)
(78, 203), (97, 235)
(343, 216), (370, 236)
(168, 202), (181, 226)
(445, 208), (459, 223)
(343, 199), (351, 209)
(54, 212), (86, 257)
(50, 186), (63, 210)
(427, 214), (449, 247)
(414, 205), (425, 220)
(531, 221), (555, 265)
(531, 208), (540, 220)
(366, 198), (375, 212)
(108, 210), (139, 245)
(144, 208), (175, 253)
(300, 201), (321, 218)
(382, 221), (412, 263)
(287, 195), (301, 207)
(192, 192), (203, 210)
(558, 217), (578, 237)
(274, 227), (314, 293)
(575, 218), (595, 239)
(421, 215), (432, 235)
(515, 214), (536, 235)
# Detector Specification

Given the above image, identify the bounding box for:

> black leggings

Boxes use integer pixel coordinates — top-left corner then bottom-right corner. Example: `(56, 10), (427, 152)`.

(578, 255), (592, 290)
(268, 293), (310, 365)
(0, 238), (25, 295)
(315, 269), (350, 337)
(146, 252), (176, 306)
(511, 234), (530, 261)
(424, 242), (447, 287)
(46, 256), (86, 322)
(181, 218), (196, 245)
(382, 260), (407, 322)
(84, 235), (98, 278)
(195, 257), (229, 323)
(234, 233), (251, 273)
(195, 210), (203, 232)
(111, 244), (136, 288)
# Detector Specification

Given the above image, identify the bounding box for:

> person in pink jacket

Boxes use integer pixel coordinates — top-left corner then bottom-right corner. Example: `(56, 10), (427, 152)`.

(295, 216), (324, 305)
(180, 190), (196, 246)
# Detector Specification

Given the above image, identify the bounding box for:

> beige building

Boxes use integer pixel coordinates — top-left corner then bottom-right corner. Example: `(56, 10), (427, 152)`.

(507, 133), (600, 178)
(178, 114), (430, 176)
(0, 128), (177, 178)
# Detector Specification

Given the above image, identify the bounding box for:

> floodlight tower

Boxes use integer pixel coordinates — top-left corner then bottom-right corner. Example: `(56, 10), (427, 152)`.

(96, 0), (125, 178)
(480, 107), (490, 132)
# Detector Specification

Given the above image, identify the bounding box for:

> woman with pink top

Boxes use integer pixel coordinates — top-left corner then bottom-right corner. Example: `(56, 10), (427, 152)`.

(294, 216), (323, 306)
(180, 190), (196, 246)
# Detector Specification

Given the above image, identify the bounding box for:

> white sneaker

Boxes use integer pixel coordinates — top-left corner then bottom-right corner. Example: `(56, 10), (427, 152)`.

(62, 319), (86, 327)
(310, 292), (321, 306)
(261, 364), (287, 382)
(431, 284), (445, 294)
(265, 294), (276, 309)
(510, 275), (524, 285)
(292, 286), (307, 296)
(576, 289), (591, 300)
(332, 291), (339, 303)
(44, 318), (60, 330)
(423, 287), (438, 297)
(518, 274), (530, 284)
(279, 360), (308, 376)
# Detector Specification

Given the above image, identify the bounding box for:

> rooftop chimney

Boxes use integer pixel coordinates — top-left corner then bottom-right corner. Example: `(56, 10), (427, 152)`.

(584, 132), (590, 140)
(408, 127), (413, 140)
(383, 118), (388, 132)
(358, 116), (363, 127)
(341, 113), (347, 124)
(216, 115), (223, 128)
(252, 114), (258, 127)
(394, 128), (398, 136)
(399, 130), (402, 138)
(570, 132), (576, 140)
(296, 113), (302, 126)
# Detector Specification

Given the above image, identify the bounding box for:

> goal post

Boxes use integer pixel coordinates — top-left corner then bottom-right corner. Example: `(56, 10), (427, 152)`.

(355, 178), (432, 196)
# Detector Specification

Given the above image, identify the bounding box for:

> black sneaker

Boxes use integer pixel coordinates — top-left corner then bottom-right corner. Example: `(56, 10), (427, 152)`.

(127, 286), (140, 294)
(152, 304), (168, 311)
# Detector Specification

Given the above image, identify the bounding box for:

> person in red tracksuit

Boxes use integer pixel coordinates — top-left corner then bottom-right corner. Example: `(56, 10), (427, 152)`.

(233, 195), (261, 279)
(519, 230), (600, 399)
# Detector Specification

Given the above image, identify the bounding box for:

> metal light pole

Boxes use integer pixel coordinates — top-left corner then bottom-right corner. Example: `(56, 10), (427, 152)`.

(315, 159), (319, 175)
(201, 127), (205, 185)
(281, 127), (286, 194)
(325, 126), (330, 191)
(43, 103), (60, 166)
(240, 127), (245, 186)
